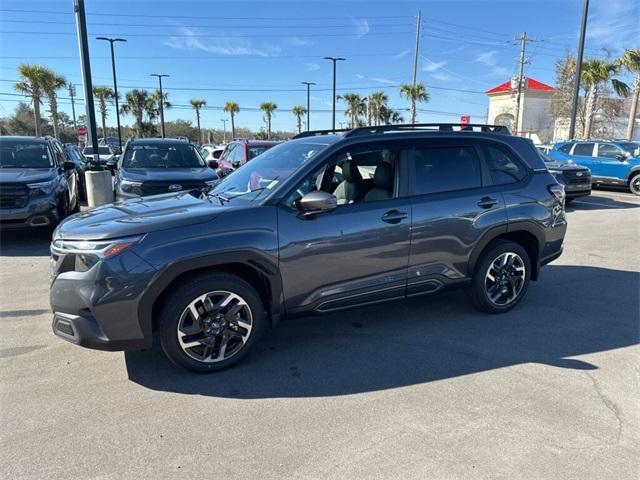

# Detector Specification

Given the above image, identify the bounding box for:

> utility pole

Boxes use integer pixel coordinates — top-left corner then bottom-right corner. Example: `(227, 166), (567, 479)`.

(220, 118), (228, 143)
(150, 74), (169, 138)
(96, 37), (126, 150)
(323, 57), (345, 132)
(68, 83), (77, 130)
(412, 10), (421, 86)
(569, 0), (589, 140)
(301, 81), (316, 131)
(73, 0), (99, 169)
(513, 32), (537, 136)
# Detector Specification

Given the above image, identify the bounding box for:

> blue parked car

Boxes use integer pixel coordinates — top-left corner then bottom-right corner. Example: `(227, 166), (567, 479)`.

(550, 140), (640, 195)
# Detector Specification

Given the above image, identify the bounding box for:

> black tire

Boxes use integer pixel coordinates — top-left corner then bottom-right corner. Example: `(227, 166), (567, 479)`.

(629, 173), (640, 196)
(56, 195), (70, 222)
(158, 272), (267, 373)
(468, 240), (532, 314)
(565, 197), (574, 205)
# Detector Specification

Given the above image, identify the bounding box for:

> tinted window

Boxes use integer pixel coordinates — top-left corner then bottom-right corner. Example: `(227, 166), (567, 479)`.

(572, 143), (594, 156)
(0, 140), (54, 168)
(122, 143), (206, 168)
(482, 145), (527, 185)
(617, 142), (640, 156)
(412, 147), (482, 195)
(558, 143), (573, 153)
(248, 145), (274, 160)
(598, 143), (623, 158)
(84, 146), (112, 155)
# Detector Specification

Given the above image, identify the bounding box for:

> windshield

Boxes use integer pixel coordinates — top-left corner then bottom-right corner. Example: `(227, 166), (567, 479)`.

(122, 143), (206, 168)
(0, 140), (53, 168)
(210, 141), (326, 203)
(248, 145), (275, 160)
(84, 146), (112, 155)
(617, 142), (640, 156)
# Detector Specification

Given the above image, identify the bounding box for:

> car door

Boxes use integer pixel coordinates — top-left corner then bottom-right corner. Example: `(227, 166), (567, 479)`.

(570, 142), (597, 175)
(595, 143), (628, 181)
(277, 141), (411, 314)
(407, 139), (509, 295)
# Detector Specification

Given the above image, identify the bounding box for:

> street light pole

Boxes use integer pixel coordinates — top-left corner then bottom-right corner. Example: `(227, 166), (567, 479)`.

(150, 73), (169, 138)
(569, 0), (589, 139)
(323, 57), (345, 132)
(301, 81), (316, 131)
(221, 118), (228, 143)
(96, 36), (126, 150)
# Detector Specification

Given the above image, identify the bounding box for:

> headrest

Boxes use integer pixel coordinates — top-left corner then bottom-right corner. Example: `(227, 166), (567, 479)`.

(373, 162), (393, 189)
(341, 160), (362, 182)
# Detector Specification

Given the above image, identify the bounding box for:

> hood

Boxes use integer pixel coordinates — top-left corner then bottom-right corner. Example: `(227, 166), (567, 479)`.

(55, 192), (229, 240)
(0, 168), (56, 184)
(545, 160), (588, 171)
(120, 167), (217, 182)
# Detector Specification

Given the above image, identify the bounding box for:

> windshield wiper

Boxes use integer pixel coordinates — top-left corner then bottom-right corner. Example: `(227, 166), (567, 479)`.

(207, 192), (230, 205)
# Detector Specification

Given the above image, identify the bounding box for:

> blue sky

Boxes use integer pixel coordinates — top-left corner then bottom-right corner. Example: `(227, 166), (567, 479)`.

(1, 0), (638, 132)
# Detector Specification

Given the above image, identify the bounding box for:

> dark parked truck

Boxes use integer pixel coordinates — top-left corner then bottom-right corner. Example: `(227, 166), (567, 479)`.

(0, 136), (79, 229)
(50, 124), (567, 372)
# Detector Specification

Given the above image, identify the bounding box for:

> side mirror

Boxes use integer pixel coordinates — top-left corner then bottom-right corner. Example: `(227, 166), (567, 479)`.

(231, 161), (241, 168)
(105, 159), (118, 171)
(62, 161), (76, 171)
(298, 191), (337, 217)
(616, 153), (629, 162)
(207, 159), (219, 169)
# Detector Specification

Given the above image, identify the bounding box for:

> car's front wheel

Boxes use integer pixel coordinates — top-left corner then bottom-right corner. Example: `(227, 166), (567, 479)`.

(158, 272), (266, 373)
(629, 173), (640, 196)
(468, 240), (531, 314)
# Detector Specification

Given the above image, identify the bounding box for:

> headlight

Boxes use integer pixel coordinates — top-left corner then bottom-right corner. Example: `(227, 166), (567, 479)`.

(28, 180), (55, 196)
(119, 179), (143, 194)
(52, 235), (142, 272)
(548, 169), (563, 175)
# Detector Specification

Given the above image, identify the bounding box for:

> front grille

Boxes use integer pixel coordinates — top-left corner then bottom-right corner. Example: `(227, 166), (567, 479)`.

(0, 183), (29, 209)
(562, 170), (591, 185)
(140, 181), (205, 196)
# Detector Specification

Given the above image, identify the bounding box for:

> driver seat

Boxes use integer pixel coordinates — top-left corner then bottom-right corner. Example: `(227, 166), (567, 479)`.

(333, 160), (364, 205)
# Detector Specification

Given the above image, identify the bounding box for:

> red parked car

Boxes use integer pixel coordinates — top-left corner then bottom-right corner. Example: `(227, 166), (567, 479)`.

(216, 139), (279, 177)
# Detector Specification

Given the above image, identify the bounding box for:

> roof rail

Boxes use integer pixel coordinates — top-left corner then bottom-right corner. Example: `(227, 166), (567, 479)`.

(344, 123), (511, 137)
(292, 128), (351, 139)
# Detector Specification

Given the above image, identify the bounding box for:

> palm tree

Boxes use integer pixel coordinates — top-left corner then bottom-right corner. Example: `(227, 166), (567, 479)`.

(616, 49), (640, 140)
(379, 105), (404, 124)
(580, 59), (629, 139)
(120, 89), (151, 137)
(338, 93), (365, 128)
(368, 91), (389, 126)
(149, 89), (171, 128)
(93, 86), (116, 140)
(223, 101), (240, 139)
(399, 82), (430, 125)
(259, 102), (277, 139)
(40, 70), (67, 140)
(14, 64), (50, 136)
(190, 99), (207, 144)
(291, 105), (307, 133)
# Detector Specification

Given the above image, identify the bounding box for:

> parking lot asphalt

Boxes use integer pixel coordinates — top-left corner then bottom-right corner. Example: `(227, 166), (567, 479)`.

(1, 189), (639, 480)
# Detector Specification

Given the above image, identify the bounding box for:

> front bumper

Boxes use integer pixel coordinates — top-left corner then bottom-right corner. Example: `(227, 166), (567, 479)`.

(0, 197), (59, 229)
(52, 312), (148, 351)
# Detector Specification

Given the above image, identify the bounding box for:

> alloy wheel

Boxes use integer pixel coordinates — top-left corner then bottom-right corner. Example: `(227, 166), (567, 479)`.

(630, 175), (640, 196)
(177, 291), (253, 363)
(484, 252), (526, 306)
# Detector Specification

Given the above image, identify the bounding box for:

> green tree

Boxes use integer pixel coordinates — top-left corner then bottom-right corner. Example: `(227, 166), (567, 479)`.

(14, 64), (50, 136)
(41, 70), (66, 139)
(337, 93), (365, 128)
(580, 59), (629, 139)
(223, 101), (240, 139)
(120, 89), (151, 137)
(616, 49), (640, 140)
(190, 99), (207, 144)
(259, 102), (277, 139)
(399, 82), (430, 125)
(367, 91), (389, 126)
(291, 105), (307, 133)
(93, 86), (116, 140)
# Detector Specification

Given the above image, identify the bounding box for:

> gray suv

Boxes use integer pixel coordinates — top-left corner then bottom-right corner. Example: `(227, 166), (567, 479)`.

(50, 124), (567, 372)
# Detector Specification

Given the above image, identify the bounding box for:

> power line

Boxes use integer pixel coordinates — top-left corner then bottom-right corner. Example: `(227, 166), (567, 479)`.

(0, 30), (414, 38)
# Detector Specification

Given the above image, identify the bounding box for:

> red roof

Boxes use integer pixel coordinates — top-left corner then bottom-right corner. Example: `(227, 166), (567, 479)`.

(485, 77), (555, 94)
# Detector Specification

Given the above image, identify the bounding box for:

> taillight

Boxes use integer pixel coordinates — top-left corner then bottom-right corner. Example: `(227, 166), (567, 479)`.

(548, 183), (565, 203)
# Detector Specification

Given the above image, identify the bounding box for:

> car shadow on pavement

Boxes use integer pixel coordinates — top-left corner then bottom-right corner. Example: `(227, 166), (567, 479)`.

(0, 228), (53, 257)
(125, 265), (639, 398)
(566, 195), (640, 212)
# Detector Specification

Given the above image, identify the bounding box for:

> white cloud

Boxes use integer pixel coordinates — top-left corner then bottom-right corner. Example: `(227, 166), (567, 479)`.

(394, 48), (411, 59)
(487, 66), (510, 77)
(423, 60), (447, 72)
(305, 63), (320, 72)
(356, 74), (365, 79)
(431, 72), (451, 81)
(289, 36), (313, 47)
(371, 77), (395, 85)
(587, 0), (640, 52)
(476, 50), (498, 66)
(351, 18), (370, 37)
(163, 27), (281, 57)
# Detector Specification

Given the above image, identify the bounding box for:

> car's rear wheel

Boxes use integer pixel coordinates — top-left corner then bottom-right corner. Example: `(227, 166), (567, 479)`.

(629, 173), (640, 196)
(469, 240), (531, 314)
(158, 272), (266, 373)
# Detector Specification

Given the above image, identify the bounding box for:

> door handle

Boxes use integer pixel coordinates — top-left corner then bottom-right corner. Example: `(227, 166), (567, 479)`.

(381, 210), (408, 224)
(477, 197), (498, 209)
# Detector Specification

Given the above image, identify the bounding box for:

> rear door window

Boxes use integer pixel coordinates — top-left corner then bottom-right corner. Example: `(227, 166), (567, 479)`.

(411, 146), (482, 195)
(572, 143), (594, 156)
(481, 144), (527, 185)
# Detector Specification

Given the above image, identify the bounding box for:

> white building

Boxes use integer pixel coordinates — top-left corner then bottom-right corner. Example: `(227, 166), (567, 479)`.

(485, 77), (556, 144)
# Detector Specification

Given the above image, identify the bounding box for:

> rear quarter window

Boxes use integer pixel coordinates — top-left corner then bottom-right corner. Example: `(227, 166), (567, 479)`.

(481, 144), (528, 185)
